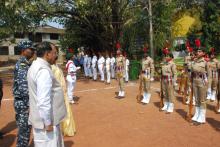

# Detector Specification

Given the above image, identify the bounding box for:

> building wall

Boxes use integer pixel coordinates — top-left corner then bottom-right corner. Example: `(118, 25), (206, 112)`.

(0, 32), (64, 63)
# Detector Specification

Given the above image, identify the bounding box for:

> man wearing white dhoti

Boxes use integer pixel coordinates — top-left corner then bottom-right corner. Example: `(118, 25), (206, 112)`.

(27, 42), (67, 147)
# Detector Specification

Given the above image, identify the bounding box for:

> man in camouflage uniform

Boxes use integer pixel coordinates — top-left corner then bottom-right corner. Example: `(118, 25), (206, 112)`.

(140, 53), (154, 104)
(206, 49), (219, 102)
(116, 50), (125, 98)
(191, 48), (208, 124)
(13, 40), (35, 147)
(161, 53), (177, 113)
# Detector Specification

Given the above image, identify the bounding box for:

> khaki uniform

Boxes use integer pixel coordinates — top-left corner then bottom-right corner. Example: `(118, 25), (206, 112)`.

(184, 55), (195, 105)
(207, 58), (219, 100)
(191, 57), (208, 123)
(116, 55), (125, 97)
(140, 56), (154, 104)
(161, 60), (177, 112)
(141, 57), (154, 92)
(179, 55), (191, 94)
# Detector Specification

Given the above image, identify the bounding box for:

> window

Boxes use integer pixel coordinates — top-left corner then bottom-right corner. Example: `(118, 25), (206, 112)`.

(50, 33), (59, 40)
(0, 46), (9, 55)
(14, 46), (21, 55)
(35, 33), (42, 42)
(14, 33), (25, 39)
(28, 33), (34, 41)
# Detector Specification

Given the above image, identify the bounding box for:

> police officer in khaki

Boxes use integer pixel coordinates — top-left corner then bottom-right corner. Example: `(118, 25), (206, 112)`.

(191, 48), (208, 124)
(116, 50), (125, 98)
(161, 53), (177, 113)
(140, 53), (154, 104)
(206, 48), (219, 101)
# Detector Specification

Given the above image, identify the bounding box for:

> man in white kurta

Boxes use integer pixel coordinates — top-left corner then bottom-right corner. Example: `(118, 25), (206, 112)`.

(106, 55), (111, 84)
(27, 42), (66, 147)
(92, 54), (98, 80)
(110, 55), (116, 79)
(98, 54), (105, 82)
(66, 54), (80, 104)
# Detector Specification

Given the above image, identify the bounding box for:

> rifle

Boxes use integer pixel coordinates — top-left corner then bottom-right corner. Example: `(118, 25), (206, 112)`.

(136, 71), (143, 103)
(182, 75), (188, 105)
(186, 71), (193, 122)
(160, 67), (164, 110)
(178, 72), (183, 95)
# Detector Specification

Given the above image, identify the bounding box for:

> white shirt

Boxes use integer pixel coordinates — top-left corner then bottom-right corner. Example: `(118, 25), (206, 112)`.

(35, 67), (52, 126)
(110, 57), (116, 66)
(98, 56), (105, 66)
(106, 57), (111, 70)
(66, 60), (77, 75)
(92, 56), (97, 67)
(87, 57), (92, 68)
(83, 55), (88, 65)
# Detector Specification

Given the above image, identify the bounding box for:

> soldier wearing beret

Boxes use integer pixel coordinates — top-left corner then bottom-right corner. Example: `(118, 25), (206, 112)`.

(191, 48), (209, 125)
(13, 40), (35, 147)
(161, 49), (177, 113)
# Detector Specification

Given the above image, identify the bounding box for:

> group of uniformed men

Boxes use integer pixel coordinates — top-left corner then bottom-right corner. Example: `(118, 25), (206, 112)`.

(81, 50), (130, 98)
(6, 38), (220, 146)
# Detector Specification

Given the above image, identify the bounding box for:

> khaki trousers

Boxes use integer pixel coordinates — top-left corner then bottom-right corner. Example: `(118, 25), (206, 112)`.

(162, 80), (174, 103)
(193, 79), (207, 109)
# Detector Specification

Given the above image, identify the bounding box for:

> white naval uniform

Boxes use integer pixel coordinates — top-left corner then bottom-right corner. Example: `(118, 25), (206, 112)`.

(124, 58), (130, 82)
(87, 56), (93, 78)
(66, 60), (79, 102)
(106, 57), (111, 83)
(92, 55), (98, 80)
(98, 56), (105, 81)
(110, 57), (116, 78)
(83, 55), (89, 77)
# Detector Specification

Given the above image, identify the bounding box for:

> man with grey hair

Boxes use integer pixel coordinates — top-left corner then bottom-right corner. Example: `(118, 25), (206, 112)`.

(27, 41), (66, 147)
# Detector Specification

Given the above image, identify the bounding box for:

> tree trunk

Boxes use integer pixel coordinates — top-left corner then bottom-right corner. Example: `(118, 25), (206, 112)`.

(148, 0), (154, 59)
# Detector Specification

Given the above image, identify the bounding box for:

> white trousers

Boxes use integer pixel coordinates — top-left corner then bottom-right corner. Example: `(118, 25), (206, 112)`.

(106, 67), (111, 83)
(88, 66), (92, 77)
(92, 66), (97, 80)
(98, 65), (105, 81)
(125, 70), (129, 82)
(66, 75), (76, 101)
(33, 125), (64, 147)
(111, 65), (115, 78)
(84, 64), (89, 77)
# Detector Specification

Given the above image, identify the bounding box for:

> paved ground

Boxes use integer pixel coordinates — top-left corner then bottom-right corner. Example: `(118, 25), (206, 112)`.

(0, 73), (220, 147)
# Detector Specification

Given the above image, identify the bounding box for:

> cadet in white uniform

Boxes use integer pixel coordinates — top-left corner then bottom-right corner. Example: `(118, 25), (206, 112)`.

(124, 54), (130, 82)
(87, 55), (93, 78)
(98, 53), (105, 82)
(83, 53), (89, 77)
(66, 53), (80, 103)
(110, 54), (116, 79)
(92, 53), (98, 81)
(106, 53), (111, 84)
